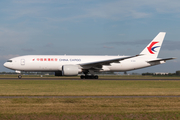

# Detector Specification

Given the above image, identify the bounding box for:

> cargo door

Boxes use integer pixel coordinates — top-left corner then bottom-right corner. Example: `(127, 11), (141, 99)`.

(21, 59), (25, 65)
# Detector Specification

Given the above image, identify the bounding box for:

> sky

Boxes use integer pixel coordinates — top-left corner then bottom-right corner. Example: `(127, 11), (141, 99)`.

(0, 0), (180, 73)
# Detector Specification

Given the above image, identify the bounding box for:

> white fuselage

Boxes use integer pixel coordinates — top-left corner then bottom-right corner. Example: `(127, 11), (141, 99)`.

(3, 55), (160, 72)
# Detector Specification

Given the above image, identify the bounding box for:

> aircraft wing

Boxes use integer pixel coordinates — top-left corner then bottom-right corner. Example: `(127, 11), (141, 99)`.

(147, 58), (176, 63)
(80, 54), (141, 69)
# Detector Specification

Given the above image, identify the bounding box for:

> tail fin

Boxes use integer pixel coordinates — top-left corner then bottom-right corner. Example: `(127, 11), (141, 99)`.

(140, 32), (166, 58)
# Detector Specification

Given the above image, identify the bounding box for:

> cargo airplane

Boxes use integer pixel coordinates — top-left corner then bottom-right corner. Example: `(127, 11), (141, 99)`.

(4, 32), (175, 79)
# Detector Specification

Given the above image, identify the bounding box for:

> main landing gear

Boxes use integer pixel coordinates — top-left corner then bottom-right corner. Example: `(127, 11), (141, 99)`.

(80, 71), (99, 79)
(80, 75), (99, 79)
(18, 75), (22, 79)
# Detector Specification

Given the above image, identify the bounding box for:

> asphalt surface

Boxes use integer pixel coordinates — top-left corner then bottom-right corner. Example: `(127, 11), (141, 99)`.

(0, 77), (180, 80)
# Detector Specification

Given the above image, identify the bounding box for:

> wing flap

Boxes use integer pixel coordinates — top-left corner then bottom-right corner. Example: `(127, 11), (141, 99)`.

(80, 54), (141, 68)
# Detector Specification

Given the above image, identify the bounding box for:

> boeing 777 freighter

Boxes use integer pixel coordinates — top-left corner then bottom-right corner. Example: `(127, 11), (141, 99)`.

(4, 32), (175, 79)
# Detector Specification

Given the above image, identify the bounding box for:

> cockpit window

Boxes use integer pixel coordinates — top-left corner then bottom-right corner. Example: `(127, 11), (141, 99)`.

(7, 60), (12, 62)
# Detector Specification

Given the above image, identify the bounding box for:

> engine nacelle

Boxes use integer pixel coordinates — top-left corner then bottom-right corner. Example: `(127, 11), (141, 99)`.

(62, 65), (80, 76)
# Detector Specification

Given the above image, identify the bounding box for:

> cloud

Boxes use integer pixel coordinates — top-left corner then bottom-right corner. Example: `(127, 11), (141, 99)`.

(163, 41), (180, 50)
(103, 39), (180, 51)
(13, 0), (52, 4)
(13, 0), (75, 4)
(0, 28), (28, 44)
(103, 45), (114, 49)
(83, 0), (180, 20)
(21, 48), (35, 52)
(0, 54), (19, 60)
(86, 1), (151, 20)
(44, 43), (54, 48)
(104, 39), (150, 46)
(2, 0), (180, 23)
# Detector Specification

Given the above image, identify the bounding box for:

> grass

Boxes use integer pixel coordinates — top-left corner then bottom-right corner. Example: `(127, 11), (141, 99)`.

(0, 79), (180, 96)
(0, 98), (180, 119)
(0, 76), (180, 119)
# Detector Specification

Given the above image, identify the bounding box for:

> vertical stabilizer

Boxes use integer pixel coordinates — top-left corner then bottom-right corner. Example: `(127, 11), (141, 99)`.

(140, 32), (166, 58)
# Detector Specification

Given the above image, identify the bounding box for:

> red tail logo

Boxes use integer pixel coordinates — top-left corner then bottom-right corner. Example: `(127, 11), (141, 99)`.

(147, 42), (160, 54)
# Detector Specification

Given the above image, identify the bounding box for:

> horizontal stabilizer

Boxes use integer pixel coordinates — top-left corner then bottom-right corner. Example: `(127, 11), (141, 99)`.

(147, 58), (176, 63)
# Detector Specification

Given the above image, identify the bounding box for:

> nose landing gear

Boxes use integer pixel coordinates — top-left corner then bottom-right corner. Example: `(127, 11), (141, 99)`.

(15, 70), (22, 79)
(18, 75), (22, 79)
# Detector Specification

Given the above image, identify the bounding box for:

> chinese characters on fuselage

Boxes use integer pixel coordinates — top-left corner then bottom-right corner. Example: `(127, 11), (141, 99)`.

(33, 58), (81, 62)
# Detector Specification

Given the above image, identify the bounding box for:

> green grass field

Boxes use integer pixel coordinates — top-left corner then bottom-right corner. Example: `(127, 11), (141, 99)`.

(0, 76), (180, 119)
(0, 79), (180, 96)
(0, 98), (180, 120)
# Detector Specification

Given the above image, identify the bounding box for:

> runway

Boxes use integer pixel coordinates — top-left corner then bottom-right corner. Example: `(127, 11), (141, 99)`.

(0, 77), (180, 80)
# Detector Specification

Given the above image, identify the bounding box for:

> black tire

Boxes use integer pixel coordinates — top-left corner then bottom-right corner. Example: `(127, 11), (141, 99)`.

(80, 75), (85, 79)
(85, 76), (90, 79)
(18, 75), (22, 79)
(94, 75), (98, 79)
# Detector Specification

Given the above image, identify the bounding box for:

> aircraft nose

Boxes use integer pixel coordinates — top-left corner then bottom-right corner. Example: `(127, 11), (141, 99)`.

(3, 62), (8, 68)
(3, 62), (12, 69)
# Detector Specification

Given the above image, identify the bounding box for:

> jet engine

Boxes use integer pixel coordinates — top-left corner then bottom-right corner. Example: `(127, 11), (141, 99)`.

(55, 65), (81, 76)
(62, 65), (81, 76)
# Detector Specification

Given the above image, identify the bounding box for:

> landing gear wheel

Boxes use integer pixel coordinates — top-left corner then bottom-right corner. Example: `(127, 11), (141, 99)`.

(80, 75), (99, 79)
(80, 75), (85, 79)
(18, 75), (22, 79)
(94, 75), (98, 79)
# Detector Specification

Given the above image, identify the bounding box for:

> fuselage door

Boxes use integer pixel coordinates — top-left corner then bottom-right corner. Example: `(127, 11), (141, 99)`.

(21, 59), (25, 65)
